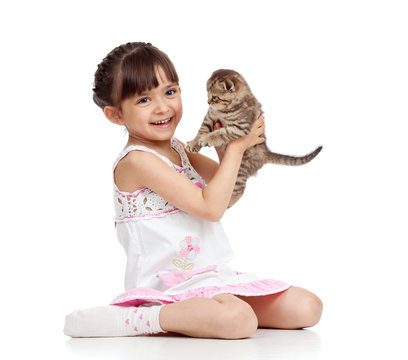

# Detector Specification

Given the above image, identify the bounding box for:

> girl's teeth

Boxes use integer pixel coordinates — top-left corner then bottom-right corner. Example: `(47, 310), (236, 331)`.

(153, 118), (171, 125)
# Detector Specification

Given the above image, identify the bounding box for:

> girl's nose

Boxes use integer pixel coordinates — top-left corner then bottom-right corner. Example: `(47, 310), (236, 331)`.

(154, 97), (170, 114)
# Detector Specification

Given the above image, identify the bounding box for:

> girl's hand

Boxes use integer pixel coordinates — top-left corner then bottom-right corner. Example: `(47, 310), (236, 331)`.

(228, 114), (265, 153)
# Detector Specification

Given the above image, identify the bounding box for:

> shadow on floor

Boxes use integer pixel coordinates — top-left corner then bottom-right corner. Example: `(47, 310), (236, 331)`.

(65, 328), (322, 360)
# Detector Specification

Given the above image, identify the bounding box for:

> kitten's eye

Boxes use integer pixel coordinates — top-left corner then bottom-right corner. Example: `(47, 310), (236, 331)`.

(212, 96), (217, 101)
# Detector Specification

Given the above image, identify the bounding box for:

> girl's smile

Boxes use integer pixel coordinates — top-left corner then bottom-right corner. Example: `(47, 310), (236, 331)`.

(150, 116), (174, 127)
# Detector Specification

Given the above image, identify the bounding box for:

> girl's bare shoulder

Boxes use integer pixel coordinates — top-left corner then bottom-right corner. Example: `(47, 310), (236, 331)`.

(114, 150), (154, 193)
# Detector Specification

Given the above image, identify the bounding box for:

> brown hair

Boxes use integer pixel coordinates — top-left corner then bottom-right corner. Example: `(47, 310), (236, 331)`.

(93, 42), (179, 110)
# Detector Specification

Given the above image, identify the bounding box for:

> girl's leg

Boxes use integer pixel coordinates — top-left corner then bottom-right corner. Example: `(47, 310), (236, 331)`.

(64, 293), (258, 339)
(159, 293), (258, 339)
(237, 286), (323, 329)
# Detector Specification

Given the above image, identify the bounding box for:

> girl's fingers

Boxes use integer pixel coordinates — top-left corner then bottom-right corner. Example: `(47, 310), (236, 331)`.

(251, 119), (263, 132)
(257, 136), (265, 144)
(255, 116), (264, 128)
(256, 122), (265, 134)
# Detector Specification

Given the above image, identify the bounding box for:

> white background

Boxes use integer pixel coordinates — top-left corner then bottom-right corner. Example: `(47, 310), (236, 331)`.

(1, 0), (407, 358)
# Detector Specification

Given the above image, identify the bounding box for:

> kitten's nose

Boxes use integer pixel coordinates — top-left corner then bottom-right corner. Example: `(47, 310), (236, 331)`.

(207, 97), (212, 104)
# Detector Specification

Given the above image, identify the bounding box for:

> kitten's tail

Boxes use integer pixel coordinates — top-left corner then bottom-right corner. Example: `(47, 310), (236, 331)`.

(265, 145), (323, 166)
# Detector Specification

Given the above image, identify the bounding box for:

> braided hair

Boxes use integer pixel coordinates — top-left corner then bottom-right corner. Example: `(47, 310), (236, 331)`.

(93, 42), (179, 110)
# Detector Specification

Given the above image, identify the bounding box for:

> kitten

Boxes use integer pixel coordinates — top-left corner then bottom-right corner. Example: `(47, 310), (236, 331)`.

(186, 69), (322, 208)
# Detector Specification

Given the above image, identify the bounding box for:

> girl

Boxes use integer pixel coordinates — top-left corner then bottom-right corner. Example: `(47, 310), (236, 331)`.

(64, 42), (322, 339)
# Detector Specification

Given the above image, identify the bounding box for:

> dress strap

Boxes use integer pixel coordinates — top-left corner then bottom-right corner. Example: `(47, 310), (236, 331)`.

(170, 138), (189, 168)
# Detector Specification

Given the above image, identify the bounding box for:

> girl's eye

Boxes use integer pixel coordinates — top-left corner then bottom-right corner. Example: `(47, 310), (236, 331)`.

(138, 97), (150, 104)
(166, 89), (176, 96)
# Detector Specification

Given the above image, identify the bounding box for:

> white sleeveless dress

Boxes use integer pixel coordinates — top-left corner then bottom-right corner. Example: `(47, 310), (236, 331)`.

(110, 138), (290, 307)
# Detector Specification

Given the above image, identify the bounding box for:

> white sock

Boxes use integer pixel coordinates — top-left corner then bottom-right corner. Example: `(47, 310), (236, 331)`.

(64, 305), (166, 338)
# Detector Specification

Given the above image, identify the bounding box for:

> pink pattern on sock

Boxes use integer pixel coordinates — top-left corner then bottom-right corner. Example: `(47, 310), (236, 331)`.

(146, 321), (150, 327)
(134, 326), (138, 332)
(139, 314), (143, 320)
(125, 318), (130, 325)
(133, 309), (138, 313)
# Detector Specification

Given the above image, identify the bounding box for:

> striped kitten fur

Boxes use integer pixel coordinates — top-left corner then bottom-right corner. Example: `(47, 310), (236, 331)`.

(186, 69), (322, 208)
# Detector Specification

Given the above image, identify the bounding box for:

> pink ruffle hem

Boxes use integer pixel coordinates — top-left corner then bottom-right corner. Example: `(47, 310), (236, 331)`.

(111, 279), (291, 307)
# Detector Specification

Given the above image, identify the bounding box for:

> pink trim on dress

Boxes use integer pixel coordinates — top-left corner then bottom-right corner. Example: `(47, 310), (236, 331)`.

(111, 279), (291, 307)
(115, 187), (148, 198)
(118, 208), (180, 221)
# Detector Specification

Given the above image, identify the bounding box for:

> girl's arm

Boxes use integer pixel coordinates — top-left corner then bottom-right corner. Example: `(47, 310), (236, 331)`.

(185, 151), (220, 184)
(122, 117), (265, 222)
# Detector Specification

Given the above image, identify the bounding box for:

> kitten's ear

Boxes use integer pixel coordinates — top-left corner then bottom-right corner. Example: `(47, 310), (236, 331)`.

(224, 79), (235, 92)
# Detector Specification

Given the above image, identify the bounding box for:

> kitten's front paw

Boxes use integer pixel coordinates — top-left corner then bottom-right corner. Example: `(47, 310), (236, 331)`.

(199, 135), (223, 148)
(186, 140), (201, 153)
(197, 138), (208, 148)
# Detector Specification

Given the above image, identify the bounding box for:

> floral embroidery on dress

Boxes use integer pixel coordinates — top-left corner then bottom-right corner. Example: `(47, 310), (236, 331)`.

(172, 235), (200, 271)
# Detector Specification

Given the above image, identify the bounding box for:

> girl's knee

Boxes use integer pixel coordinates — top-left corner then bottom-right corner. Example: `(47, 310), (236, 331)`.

(217, 301), (258, 339)
(298, 291), (323, 328)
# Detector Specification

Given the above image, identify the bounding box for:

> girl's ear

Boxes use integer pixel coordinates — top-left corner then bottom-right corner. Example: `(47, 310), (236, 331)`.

(104, 106), (124, 125)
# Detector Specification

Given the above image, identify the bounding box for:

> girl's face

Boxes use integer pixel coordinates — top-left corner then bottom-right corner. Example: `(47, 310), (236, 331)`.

(119, 67), (182, 144)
